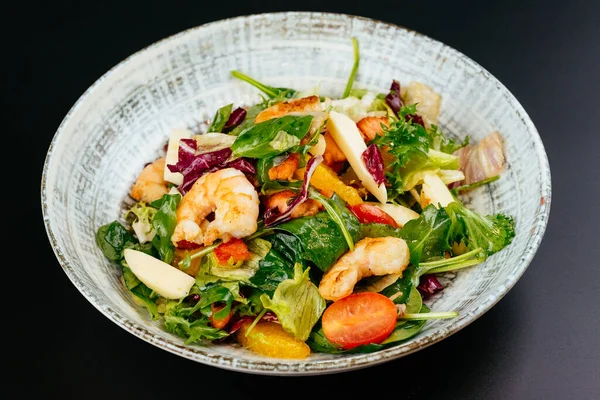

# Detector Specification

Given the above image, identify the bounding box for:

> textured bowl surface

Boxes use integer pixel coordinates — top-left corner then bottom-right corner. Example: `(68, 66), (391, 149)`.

(41, 12), (551, 375)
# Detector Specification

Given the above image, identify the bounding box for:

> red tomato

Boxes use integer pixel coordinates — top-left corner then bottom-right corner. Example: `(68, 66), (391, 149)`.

(348, 204), (399, 228)
(210, 303), (233, 330)
(214, 238), (251, 265)
(322, 292), (397, 349)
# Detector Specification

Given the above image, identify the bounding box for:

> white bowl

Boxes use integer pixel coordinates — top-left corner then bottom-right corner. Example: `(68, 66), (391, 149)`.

(41, 12), (551, 375)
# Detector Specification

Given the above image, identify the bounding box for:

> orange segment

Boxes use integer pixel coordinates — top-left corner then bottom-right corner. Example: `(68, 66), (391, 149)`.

(296, 162), (364, 206)
(237, 321), (311, 359)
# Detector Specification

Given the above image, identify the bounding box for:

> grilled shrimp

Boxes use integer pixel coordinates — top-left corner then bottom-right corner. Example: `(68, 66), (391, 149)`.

(130, 157), (169, 203)
(318, 237), (410, 301)
(171, 168), (259, 247)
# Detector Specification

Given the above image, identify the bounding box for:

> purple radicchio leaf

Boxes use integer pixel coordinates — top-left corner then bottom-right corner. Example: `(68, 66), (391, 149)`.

(385, 79), (403, 116)
(177, 148), (233, 194)
(263, 155), (323, 226)
(405, 113), (425, 127)
(417, 274), (444, 298)
(167, 137), (258, 194)
(361, 144), (386, 185)
(223, 107), (247, 132)
(225, 158), (256, 175)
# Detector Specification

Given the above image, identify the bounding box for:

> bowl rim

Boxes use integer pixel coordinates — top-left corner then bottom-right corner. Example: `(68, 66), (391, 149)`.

(41, 11), (552, 375)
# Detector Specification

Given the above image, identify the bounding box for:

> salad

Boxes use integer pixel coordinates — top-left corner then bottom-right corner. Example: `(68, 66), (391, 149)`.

(96, 38), (514, 359)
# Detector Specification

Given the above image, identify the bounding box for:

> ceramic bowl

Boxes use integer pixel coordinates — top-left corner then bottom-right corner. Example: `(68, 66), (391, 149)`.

(41, 12), (551, 375)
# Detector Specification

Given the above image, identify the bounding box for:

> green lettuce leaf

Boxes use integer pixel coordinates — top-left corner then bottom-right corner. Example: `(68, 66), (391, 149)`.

(195, 238), (272, 286)
(260, 263), (326, 341)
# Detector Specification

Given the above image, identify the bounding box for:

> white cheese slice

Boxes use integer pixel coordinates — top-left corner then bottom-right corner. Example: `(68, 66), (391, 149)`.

(420, 172), (456, 209)
(124, 249), (195, 299)
(164, 128), (194, 185)
(326, 111), (387, 203)
(308, 134), (326, 156)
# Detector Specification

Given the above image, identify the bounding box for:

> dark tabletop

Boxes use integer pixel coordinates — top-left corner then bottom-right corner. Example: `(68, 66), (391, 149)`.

(12, 0), (600, 398)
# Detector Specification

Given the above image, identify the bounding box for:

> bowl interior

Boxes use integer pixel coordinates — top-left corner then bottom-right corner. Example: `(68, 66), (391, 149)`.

(42, 12), (551, 375)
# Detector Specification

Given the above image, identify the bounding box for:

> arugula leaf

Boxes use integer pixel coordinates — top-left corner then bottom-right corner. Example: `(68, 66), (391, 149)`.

(450, 175), (500, 195)
(381, 305), (429, 344)
(358, 223), (403, 240)
(399, 204), (452, 265)
(260, 264), (326, 341)
(445, 202), (515, 257)
(163, 292), (231, 343)
(122, 266), (160, 320)
(207, 103), (233, 133)
(149, 193), (181, 264)
(231, 70), (296, 99)
(231, 115), (313, 159)
(164, 315), (228, 343)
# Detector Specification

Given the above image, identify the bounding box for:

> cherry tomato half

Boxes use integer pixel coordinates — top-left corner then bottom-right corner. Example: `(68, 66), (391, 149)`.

(348, 204), (399, 228)
(321, 292), (397, 350)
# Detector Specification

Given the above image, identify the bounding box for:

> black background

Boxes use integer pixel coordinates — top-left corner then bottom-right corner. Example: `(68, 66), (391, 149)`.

(10, 0), (600, 399)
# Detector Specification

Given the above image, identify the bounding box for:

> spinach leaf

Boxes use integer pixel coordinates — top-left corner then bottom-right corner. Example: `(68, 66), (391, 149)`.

(381, 318), (427, 344)
(275, 199), (360, 271)
(149, 193), (181, 264)
(380, 265), (416, 304)
(250, 233), (303, 292)
(308, 189), (358, 252)
(95, 221), (137, 262)
(404, 286), (423, 314)
(207, 103), (233, 133)
(164, 292), (230, 344)
(399, 204), (452, 266)
(231, 115), (313, 159)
